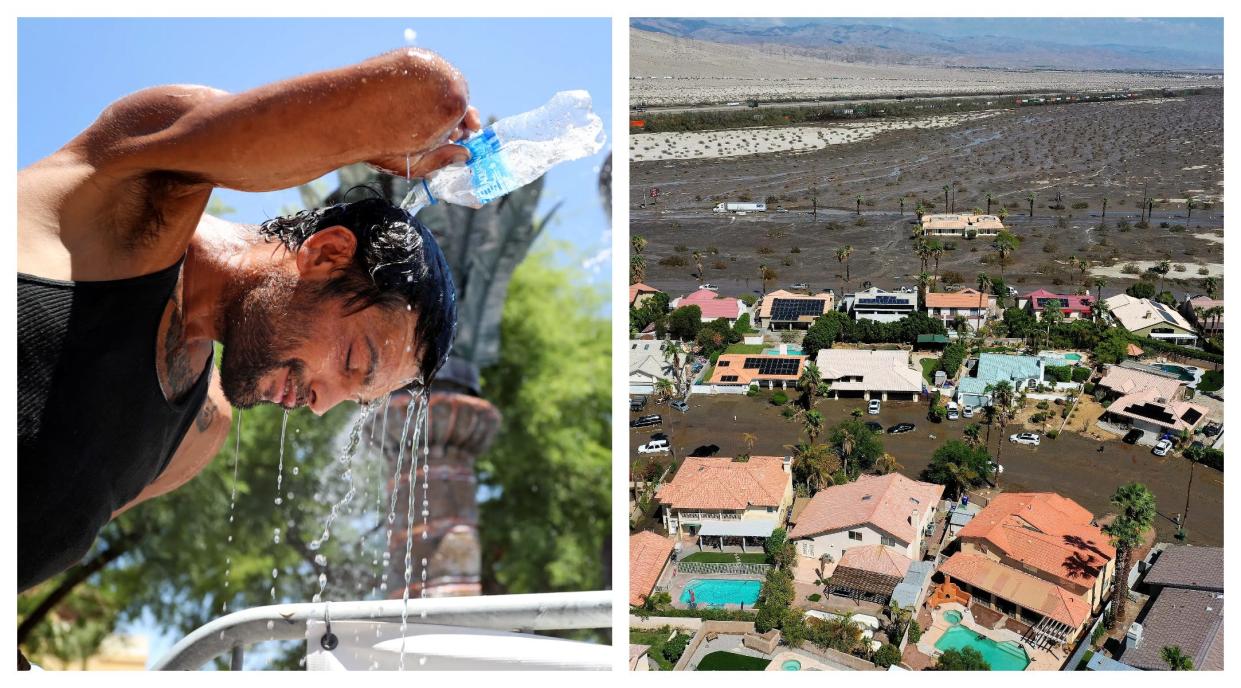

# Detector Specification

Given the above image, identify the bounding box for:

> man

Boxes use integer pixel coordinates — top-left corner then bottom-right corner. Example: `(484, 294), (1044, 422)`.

(17, 48), (480, 596)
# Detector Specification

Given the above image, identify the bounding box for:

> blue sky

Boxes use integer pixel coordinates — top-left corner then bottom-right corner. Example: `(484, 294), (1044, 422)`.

(17, 17), (611, 666)
(18, 17), (613, 284)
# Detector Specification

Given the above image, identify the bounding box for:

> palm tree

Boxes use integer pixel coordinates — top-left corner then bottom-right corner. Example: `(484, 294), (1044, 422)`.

(661, 339), (684, 396)
(1161, 645), (1194, 671)
(943, 461), (980, 500)
(855, 195), (863, 215)
(916, 272), (933, 305)
(653, 377), (675, 402)
(1186, 198), (1197, 220)
(915, 201), (926, 222)
(631, 236), (648, 284)
(758, 264), (776, 298)
(1104, 482), (1157, 627)
(835, 427), (857, 477)
(836, 245), (854, 285)
(914, 239), (932, 273)
(874, 452), (902, 475)
(798, 362), (823, 411)
(963, 423), (983, 448)
(1201, 276), (1218, 299)
(976, 273), (992, 297)
(1027, 192), (1036, 218)
(803, 410), (824, 444)
(692, 251), (704, 283)
(985, 192), (994, 215)
(997, 206), (1009, 223)
(1101, 197), (1108, 219)
(991, 231), (1018, 282)
(987, 380), (1015, 463)
(1153, 259), (1172, 296)
(927, 239), (944, 285)
(742, 432), (758, 455)
(943, 184), (950, 212)
(952, 315), (969, 338)
(1091, 276), (1108, 302)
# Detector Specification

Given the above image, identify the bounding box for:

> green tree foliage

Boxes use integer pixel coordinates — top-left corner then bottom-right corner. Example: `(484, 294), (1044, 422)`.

(1002, 307), (1037, 339)
(1162, 645), (1194, 671)
(923, 440), (994, 498)
(802, 311), (850, 358)
(1126, 281), (1157, 299)
(1045, 365), (1073, 383)
(931, 647), (991, 670)
(827, 419), (885, 476)
(802, 311), (946, 359)
(732, 312), (754, 335)
(695, 317), (741, 356)
(764, 528), (796, 571)
(806, 614), (864, 654)
(667, 305), (703, 341)
(754, 567), (796, 633)
(873, 643), (903, 668)
(1104, 483), (1157, 627)
(1093, 328), (1131, 364)
(478, 246), (610, 596)
(630, 291), (670, 335)
(939, 341), (967, 376)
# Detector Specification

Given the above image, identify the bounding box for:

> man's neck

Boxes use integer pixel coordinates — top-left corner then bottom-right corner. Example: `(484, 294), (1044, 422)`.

(180, 216), (282, 345)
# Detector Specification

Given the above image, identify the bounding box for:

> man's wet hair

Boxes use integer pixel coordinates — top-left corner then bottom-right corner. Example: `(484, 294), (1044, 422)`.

(258, 196), (457, 383)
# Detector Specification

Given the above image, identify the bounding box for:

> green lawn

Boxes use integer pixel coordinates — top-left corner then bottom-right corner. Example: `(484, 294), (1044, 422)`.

(630, 628), (682, 670)
(724, 343), (766, 355)
(1199, 369), (1223, 392)
(680, 552), (768, 564)
(920, 357), (940, 382)
(696, 651), (771, 671)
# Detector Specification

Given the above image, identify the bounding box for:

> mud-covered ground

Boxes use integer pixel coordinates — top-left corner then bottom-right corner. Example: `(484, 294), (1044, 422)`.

(631, 93), (1224, 300)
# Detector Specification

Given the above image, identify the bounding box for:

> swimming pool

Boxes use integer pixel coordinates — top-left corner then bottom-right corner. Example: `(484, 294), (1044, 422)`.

(943, 610), (963, 625)
(680, 578), (761, 607)
(781, 660), (802, 671)
(763, 347), (804, 356)
(1153, 363), (1196, 382)
(934, 626), (1030, 671)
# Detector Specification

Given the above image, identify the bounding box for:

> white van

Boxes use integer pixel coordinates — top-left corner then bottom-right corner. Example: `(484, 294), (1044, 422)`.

(638, 438), (670, 454)
(946, 401), (960, 420)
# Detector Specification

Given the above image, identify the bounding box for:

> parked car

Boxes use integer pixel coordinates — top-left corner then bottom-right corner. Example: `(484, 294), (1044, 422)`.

(670, 400), (690, 413)
(1009, 432), (1041, 446)
(791, 282), (808, 290)
(867, 399), (881, 415)
(1202, 422), (1222, 437)
(990, 461), (1004, 475)
(776, 207), (789, 213)
(888, 423), (915, 434)
(638, 438), (671, 454)
(946, 401), (959, 421)
(1123, 428), (1144, 444)
(630, 415), (662, 429)
(700, 283), (718, 291)
(630, 395), (648, 412)
(962, 405), (974, 419)
(865, 422), (884, 433)
(1152, 438), (1173, 457)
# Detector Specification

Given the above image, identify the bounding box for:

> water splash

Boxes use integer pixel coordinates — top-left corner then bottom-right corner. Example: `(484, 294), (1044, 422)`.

(221, 411), (242, 612)
(309, 402), (375, 603)
(398, 390), (430, 670)
(381, 394), (418, 595)
(274, 410), (288, 506)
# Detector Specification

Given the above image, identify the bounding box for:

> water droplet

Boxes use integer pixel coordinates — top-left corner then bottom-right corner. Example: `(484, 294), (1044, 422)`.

(272, 568), (279, 578)
(403, 28), (417, 44)
(420, 557), (427, 567)
(274, 497), (283, 505)
(309, 541), (321, 551)
(318, 572), (327, 588)
(418, 656), (427, 666)
(266, 620), (274, 631)
(315, 554), (327, 567)
(292, 466), (300, 475)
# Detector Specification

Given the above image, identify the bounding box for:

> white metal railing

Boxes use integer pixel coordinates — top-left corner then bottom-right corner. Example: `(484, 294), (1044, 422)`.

(677, 511), (743, 522)
(152, 591), (611, 671)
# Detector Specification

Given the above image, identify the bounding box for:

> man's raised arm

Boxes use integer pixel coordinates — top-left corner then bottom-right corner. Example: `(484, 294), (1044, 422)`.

(83, 48), (473, 192)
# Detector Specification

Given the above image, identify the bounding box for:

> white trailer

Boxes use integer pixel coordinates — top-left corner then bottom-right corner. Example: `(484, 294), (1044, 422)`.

(713, 202), (767, 213)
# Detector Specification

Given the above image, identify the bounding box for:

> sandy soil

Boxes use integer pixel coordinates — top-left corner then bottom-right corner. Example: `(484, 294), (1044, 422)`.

(631, 93), (1223, 299)
(630, 30), (1223, 107)
(631, 112), (999, 161)
(1090, 260), (1223, 279)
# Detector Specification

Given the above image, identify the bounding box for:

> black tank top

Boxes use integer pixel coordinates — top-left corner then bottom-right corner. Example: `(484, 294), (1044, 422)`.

(17, 259), (213, 591)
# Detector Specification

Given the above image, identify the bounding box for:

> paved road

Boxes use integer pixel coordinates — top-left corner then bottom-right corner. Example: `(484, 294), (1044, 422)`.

(633, 394), (1223, 547)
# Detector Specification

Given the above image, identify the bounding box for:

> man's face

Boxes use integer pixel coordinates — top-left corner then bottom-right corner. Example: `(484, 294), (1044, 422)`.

(218, 271), (421, 414)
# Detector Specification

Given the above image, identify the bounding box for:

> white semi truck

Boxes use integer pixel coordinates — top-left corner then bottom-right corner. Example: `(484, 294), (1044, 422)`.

(713, 202), (766, 213)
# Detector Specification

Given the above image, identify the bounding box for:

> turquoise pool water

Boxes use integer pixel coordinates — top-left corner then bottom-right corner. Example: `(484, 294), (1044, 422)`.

(1153, 363), (1196, 381)
(781, 660), (802, 671)
(935, 626), (1030, 671)
(943, 610), (963, 624)
(763, 347), (805, 356)
(681, 578), (761, 606)
(1063, 353), (1083, 362)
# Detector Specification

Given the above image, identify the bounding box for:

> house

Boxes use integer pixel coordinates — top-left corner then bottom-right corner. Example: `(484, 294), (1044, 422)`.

(706, 354), (806, 390)
(955, 353), (1044, 409)
(1096, 364), (1183, 403)
(657, 456), (794, 550)
(843, 287), (918, 323)
(629, 530), (675, 606)
(670, 288), (746, 325)
(629, 339), (682, 395)
(815, 349), (924, 401)
(938, 493), (1115, 646)
(924, 288), (996, 331)
(1117, 544), (1224, 671)
(789, 473), (944, 562)
(1102, 389), (1208, 438)
(1020, 289), (1095, 321)
(756, 289), (834, 330)
(1180, 295), (1224, 337)
(921, 213), (1004, 238)
(630, 282), (662, 308)
(1104, 293), (1198, 347)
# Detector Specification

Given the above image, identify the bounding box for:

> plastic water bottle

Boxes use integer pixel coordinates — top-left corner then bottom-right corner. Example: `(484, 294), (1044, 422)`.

(401, 90), (606, 213)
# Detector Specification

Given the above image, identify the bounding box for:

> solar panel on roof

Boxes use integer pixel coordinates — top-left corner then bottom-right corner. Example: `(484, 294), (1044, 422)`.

(770, 298), (825, 320)
(857, 295), (911, 306)
(743, 357), (800, 376)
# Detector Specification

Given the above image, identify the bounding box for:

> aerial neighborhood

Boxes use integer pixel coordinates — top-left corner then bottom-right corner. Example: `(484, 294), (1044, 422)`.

(629, 172), (1224, 672)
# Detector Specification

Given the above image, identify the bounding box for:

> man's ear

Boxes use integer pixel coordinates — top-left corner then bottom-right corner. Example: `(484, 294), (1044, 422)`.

(295, 226), (358, 278)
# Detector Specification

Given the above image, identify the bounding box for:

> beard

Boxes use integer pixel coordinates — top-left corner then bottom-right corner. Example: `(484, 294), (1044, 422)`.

(217, 271), (314, 409)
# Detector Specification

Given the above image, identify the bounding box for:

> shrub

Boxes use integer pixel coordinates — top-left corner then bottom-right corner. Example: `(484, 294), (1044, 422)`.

(1071, 367), (1091, 383)
(907, 621), (922, 643)
(770, 390), (789, 406)
(1071, 201), (1089, 210)
(1046, 365), (1072, 383)
(1083, 382), (1096, 395)
(873, 644), (903, 668)
(807, 593), (821, 602)
(746, 384), (759, 397)
(659, 255), (688, 267)
(662, 632), (691, 663)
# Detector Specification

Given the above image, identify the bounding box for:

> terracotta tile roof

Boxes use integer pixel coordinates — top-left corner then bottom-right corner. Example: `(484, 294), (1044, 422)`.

(657, 456), (789, 511)
(629, 531), (674, 605)
(956, 493), (1114, 589)
(708, 354), (806, 385)
(1023, 289), (1094, 314)
(838, 544), (913, 578)
(1097, 365), (1183, 401)
(758, 289), (835, 319)
(673, 289), (745, 321)
(629, 282), (660, 305)
(925, 288), (990, 309)
(940, 552), (1093, 628)
(789, 473), (944, 545)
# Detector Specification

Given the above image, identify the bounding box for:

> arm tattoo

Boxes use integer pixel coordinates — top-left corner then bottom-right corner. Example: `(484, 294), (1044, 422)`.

(163, 290), (196, 401)
(195, 398), (218, 432)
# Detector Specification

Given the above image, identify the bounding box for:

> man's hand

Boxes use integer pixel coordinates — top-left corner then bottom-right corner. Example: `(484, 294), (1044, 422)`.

(368, 105), (482, 179)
